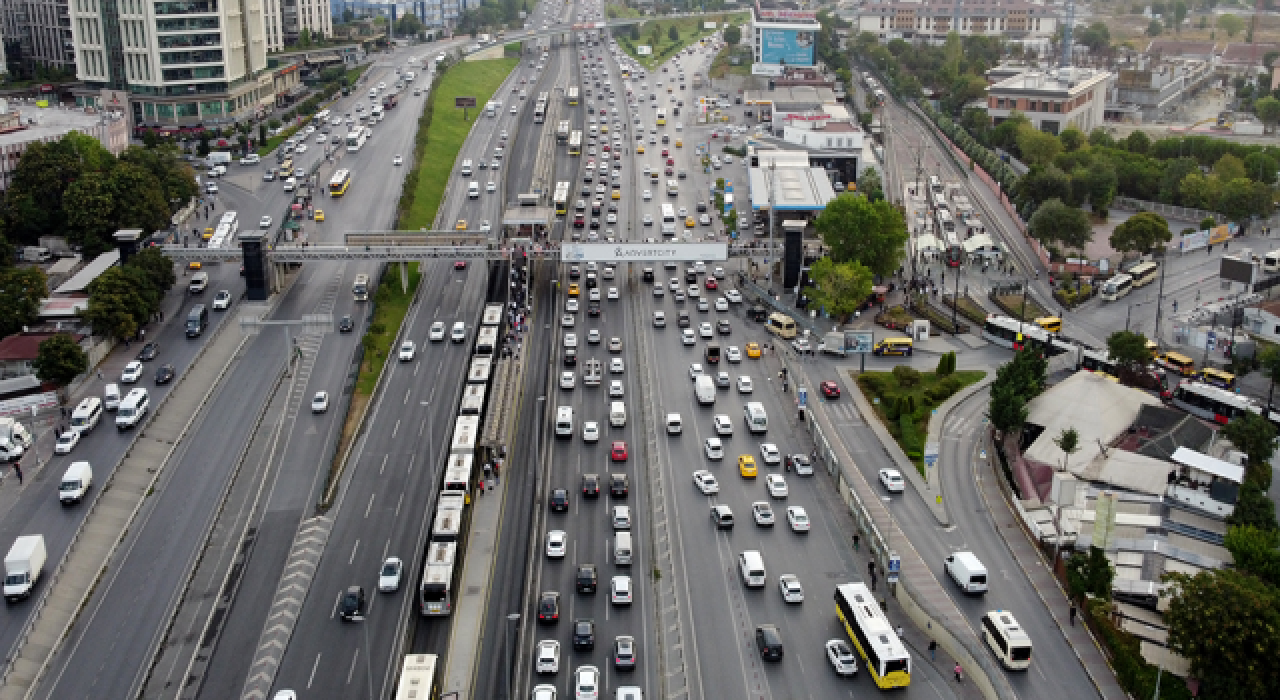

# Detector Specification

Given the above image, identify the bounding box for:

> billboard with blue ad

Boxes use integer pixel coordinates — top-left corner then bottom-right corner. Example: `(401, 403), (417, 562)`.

(760, 29), (815, 66)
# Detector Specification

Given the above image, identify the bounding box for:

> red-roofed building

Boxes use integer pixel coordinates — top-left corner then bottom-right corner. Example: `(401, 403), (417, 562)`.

(0, 332), (86, 379)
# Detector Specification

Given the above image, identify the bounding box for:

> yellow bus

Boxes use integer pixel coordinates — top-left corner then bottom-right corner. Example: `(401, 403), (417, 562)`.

(567, 86), (579, 106)
(1198, 367), (1236, 390)
(1128, 261), (1159, 288)
(836, 583), (911, 688)
(329, 168), (352, 197)
(1156, 351), (1196, 377)
(553, 181), (570, 216)
(656, 108), (667, 126)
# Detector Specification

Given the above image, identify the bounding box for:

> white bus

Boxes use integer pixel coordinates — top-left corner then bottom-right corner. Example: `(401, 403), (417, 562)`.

(394, 654), (437, 700)
(568, 130), (582, 156)
(1099, 273), (1133, 301)
(554, 181), (570, 215)
(981, 610), (1033, 670)
(557, 119), (571, 142)
(1127, 261), (1159, 288)
(419, 542), (457, 615)
(661, 203), (676, 225)
(835, 582), (912, 688)
(346, 126), (370, 152)
(218, 211), (239, 235)
(1170, 381), (1269, 426)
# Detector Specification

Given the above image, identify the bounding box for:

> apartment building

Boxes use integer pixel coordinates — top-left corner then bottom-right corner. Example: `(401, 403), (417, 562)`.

(856, 0), (1058, 43)
(262, 0), (333, 52)
(986, 66), (1112, 135)
(2, 0), (77, 75)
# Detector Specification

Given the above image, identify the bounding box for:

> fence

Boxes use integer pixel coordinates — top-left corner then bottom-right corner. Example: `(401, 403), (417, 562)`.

(1113, 197), (1221, 226)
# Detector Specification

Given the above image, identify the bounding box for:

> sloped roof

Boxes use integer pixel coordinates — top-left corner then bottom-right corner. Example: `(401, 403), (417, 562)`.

(1025, 371), (1163, 470)
(0, 332), (83, 362)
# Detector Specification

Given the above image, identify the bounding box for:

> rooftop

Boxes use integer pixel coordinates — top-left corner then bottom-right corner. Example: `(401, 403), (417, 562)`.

(0, 332), (84, 362)
(0, 105), (123, 148)
(988, 67), (1112, 96)
(743, 86), (839, 108)
(1219, 42), (1279, 66)
(1144, 39), (1217, 58)
(54, 250), (120, 295)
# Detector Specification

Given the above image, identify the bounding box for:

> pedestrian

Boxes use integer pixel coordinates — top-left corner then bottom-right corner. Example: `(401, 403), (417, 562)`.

(12, 461), (22, 485)
(1070, 602), (1078, 626)
(954, 663), (963, 682)
(896, 625), (904, 640)
(870, 572), (877, 591)
(852, 534), (860, 551)
(97, 370), (103, 380)
(1173, 300), (1178, 313)
(868, 560), (876, 576)
(928, 640), (937, 661)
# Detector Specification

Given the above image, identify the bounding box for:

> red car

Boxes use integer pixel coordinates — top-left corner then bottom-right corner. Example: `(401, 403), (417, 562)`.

(661, 149), (669, 157)
(821, 380), (841, 399)
(454, 261), (467, 270)
(705, 278), (718, 290)
(602, 144), (611, 152)
(610, 441), (629, 462)
(666, 158), (675, 166)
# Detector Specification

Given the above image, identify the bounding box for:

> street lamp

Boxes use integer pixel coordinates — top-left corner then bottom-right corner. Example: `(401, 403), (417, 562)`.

(505, 612), (521, 699)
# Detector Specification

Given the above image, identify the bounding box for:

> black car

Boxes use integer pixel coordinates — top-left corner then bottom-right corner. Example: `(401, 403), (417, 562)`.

(747, 306), (769, 322)
(570, 265), (581, 280)
(576, 564), (598, 593)
(564, 348), (577, 366)
(614, 635), (637, 671)
(685, 269), (697, 283)
(610, 473), (629, 498)
(154, 364), (176, 385)
(538, 591), (561, 623)
(339, 315), (354, 333)
(756, 624), (784, 661)
(678, 311), (690, 328)
(339, 586), (366, 621)
(590, 218), (600, 229)
(582, 473), (600, 497)
(550, 489), (570, 512)
(573, 618), (596, 650)
(587, 301), (601, 317)
(136, 342), (160, 361)
(717, 320), (732, 335)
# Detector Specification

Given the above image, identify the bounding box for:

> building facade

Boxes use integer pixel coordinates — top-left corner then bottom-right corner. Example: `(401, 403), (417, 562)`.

(0, 103), (130, 192)
(69, 0), (274, 128)
(2, 0), (77, 75)
(751, 2), (820, 75)
(856, 0), (1058, 43)
(986, 66), (1112, 135)
(263, 0), (333, 52)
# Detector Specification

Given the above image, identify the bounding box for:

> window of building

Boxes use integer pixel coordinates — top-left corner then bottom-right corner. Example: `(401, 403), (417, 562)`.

(1053, 102), (1062, 113)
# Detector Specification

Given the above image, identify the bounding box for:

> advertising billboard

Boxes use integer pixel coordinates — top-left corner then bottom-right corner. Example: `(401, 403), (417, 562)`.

(561, 242), (728, 262)
(760, 29), (815, 66)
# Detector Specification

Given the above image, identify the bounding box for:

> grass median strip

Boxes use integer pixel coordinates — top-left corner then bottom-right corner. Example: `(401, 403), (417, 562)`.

(856, 366), (985, 475)
(614, 13), (747, 70)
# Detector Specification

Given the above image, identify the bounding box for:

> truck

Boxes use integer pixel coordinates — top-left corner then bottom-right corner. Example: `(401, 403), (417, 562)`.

(206, 151), (233, 166)
(485, 100), (499, 117)
(477, 33), (491, 45)
(822, 332), (848, 357)
(0, 417), (32, 462)
(4, 535), (46, 602)
(583, 358), (602, 386)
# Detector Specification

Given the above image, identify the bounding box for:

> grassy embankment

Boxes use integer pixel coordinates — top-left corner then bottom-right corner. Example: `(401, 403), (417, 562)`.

(856, 367), (986, 475)
(615, 13), (748, 70)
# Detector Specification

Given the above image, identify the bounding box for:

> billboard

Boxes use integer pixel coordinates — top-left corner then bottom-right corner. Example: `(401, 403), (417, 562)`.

(703, 21), (718, 30)
(636, 45), (652, 55)
(561, 242), (728, 262)
(759, 29), (815, 66)
(455, 96), (477, 107)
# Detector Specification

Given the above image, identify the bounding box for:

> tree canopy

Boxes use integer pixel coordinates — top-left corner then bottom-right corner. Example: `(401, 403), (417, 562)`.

(1027, 198), (1093, 253)
(805, 257), (874, 321)
(0, 266), (48, 338)
(1109, 212), (1172, 254)
(33, 334), (87, 387)
(1164, 568), (1280, 698)
(813, 193), (908, 276)
(1106, 330), (1153, 379)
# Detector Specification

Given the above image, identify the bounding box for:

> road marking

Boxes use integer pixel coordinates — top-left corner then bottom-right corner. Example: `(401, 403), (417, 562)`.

(392, 419), (400, 438)
(330, 590), (341, 619)
(308, 653), (322, 688)
(349, 539), (360, 565)
(365, 492), (376, 518)
(414, 362), (421, 377)
(379, 454), (388, 475)
(381, 538), (391, 564)
(404, 388), (411, 404)
(395, 491), (404, 517)
(347, 648), (360, 685)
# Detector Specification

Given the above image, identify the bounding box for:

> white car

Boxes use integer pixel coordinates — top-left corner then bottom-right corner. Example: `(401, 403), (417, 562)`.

(398, 341), (416, 362)
(713, 414), (733, 436)
(692, 470), (719, 494)
(536, 640), (561, 675)
(54, 430), (80, 455)
(316, 134), (327, 144)
(681, 329), (696, 345)
(879, 468), (906, 493)
(562, 314), (575, 328)
(574, 665), (600, 700)
(760, 443), (781, 465)
(611, 575), (632, 605)
(121, 361), (144, 384)
(393, 154), (403, 166)
(429, 321), (446, 341)
(212, 290), (232, 310)
(698, 322), (713, 338)
(564, 333), (578, 348)
(726, 346), (741, 362)
(311, 391), (329, 413)
(607, 287), (619, 300)
(764, 471), (790, 497)
(609, 380), (624, 397)
(610, 358), (625, 373)
(480, 220), (492, 233)
(487, 181), (497, 193)
(510, 105), (518, 114)
(560, 371), (576, 390)
(786, 506), (811, 532)
(378, 557), (403, 592)
(259, 215), (273, 228)
(725, 289), (743, 303)
(588, 288), (601, 301)
(546, 530), (567, 558)
(752, 501), (775, 526)
(778, 573), (804, 603)
(687, 285), (701, 298)
(566, 299), (579, 313)
(826, 639), (858, 676)
(689, 363), (703, 379)
(294, 143), (307, 153)
(737, 376), (754, 393)
(583, 421), (600, 442)
(587, 329), (602, 344)
(704, 437), (724, 460)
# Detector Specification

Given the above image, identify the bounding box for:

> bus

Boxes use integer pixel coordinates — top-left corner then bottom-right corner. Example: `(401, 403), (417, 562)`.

(568, 130), (582, 156)
(981, 315), (1070, 356)
(218, 211), (239, 235)
(1170, 381), (1266, 426)
(1128, 261), (1159, 288)
(328, 169), (352, 197)
(929, 175), (943, 195)
(533, 91), (549, 123)
(554, 181), (570, 216)
(1100, 273), (1133, 301)
(346, 126), (369, 152)
(835, 582), (912, 688)
(557, 120), (571, 142)
(568, 86), (580, 105)
(656, 108), (667, 126)
(394, 654), (438, 700)
(419, 541), (458, 615)
(661, 203), (676, 225)
(353, 273), (370, 301)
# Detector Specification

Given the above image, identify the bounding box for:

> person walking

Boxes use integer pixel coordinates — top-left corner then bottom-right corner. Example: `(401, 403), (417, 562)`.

(928, 640), (937, 661)
(1069, 602), (1078, 627)
(954, 663), (963, 683)
(852, 534), (860, 551)
(12, 461), (22, 485)
(896, 625), (904, 640)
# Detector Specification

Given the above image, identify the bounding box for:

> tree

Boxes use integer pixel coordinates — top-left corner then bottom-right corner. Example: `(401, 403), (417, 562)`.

(1066, 546), (1115, 602)
(32, 333), (87, 387)
(630, 23), (640, 41)
(1076, 22), (1111, 53)
(1243, 151), (1278, 184)
(1217, 13), (1246, 38)
(989, 111), (1031, 153)
(1088, 127), (1115, 148)
(988, 383), (1029, 434)
(812, 193), (908, 277)
(1213, 153), (1247, 181)
(1229, 482), (1279, 530)
(1124, 129), (1151, 154)
(1016, 125), (1063, 166)
(1027, 198), (1093, 253)
(805, 257), (874, 321)
(1174, 0), (1189, 29)
(1079, 161), (1118, 214)
(1225, 525), (1280, 588)
(668, 25), (679, 42)
(299, 28), (312, 47)
(1158, 156), (1201, 203)
(127, 247), (177, 298)
(723, 24), (741, 45)
(1013, 165), (1071, 215)
(1058, 127), (1087, 152)
(1053, 426), (1081, 471)
(82, 266), (155, 340)
(1220, 411), (1276, 486)
(1254, 95), (1280, 131)
(1164, 568), (1280, 698)
(1110, 211), (1172, 254)
(1146, 19), (1164, 36)
(856, 166), (883, 202)
(62, 172), (116, 253)
(0, 266), (47, 338)
(1106, 330), (1154, 377)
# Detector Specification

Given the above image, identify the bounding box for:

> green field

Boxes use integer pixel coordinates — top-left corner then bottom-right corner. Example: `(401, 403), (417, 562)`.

(614, 13), (748, 70)
(399, 57), (518, 230)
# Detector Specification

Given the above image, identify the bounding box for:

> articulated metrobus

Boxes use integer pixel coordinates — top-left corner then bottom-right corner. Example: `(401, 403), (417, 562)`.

(568, 130), (582, 156)
(394, 653), (438, 700)
(353, 273), (370, 301)
(553, 181), (570, 216)
(328, 169), (352, 197)
(835, 582), (912, 688)
(557, 120), (571, 142)
(419, 541), (458, 615)
(656, 108), (667, 126)
(346, 126), (369, 152)
(567, 86), (580, 106)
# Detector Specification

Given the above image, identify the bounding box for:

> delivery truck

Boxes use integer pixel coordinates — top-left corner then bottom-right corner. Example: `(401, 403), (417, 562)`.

(822, 332), (848, 357)
(0, 416), (32, 462)
(4, 535), (47, 602)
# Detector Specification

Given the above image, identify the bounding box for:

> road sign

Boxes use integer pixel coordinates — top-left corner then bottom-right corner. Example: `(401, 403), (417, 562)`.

(798, 387), (808, 408)
(844, 331), (874, 354)
(924, 441), (940, 469)
(455, 96), (477, 108)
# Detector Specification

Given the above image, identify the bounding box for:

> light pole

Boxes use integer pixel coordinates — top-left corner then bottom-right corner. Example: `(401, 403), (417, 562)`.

(768, 160), (776, 294)
(505, 612), (521, 699)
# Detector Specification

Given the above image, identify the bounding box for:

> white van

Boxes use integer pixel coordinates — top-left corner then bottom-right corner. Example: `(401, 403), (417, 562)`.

(743, 402), (768, 433)
(666, 413), (682, 434)
(188, 271), (209, 294)
(461, 159), (473, 176)
(982, 610), (1033, 670)
(59, 461), (93, 504)
(468, 181), (480, 199)
(695, 375), (716, 405)
(70, 397), (103, 433)
(555, 406), (574, 438)
(115, 388), (150, 430)
(103, 384), (122, 411)
(610, 401), (626, 428)
(945, 551), (989, 594)
(614, 532), (632, 565)
(450, 321), (467, 342)
(738, 550), (766, 587)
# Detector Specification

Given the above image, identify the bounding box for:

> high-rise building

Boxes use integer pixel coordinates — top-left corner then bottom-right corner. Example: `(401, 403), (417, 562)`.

(263, 0), (333, 52)
(69, 0), (274, 128)
(2, 0), (77, 76)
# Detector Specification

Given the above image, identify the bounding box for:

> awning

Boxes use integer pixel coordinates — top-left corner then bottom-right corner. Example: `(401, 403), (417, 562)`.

(1171, 447), (1244, 483)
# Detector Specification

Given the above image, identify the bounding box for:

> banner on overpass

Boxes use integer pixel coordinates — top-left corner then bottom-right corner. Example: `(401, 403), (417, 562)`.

(562, 242), (728, 262)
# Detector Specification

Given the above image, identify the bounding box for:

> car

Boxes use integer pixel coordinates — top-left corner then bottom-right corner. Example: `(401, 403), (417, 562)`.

(538, 591), (561, 622)
(714, 414), (733, 436)
(681, 329), (696, 345)
(609, 380), (624, 398)
(136, 342), (160, 361)
(607, 287), (619, 300)
(609, 358), (625, 373)
(717, 319), (732, 335)
(710, 503), (735, 529)
(582, 420), (600, 442)
(562, 314), (575, 328)
(785, 504), (814, 532)
(573, 665), (600, 700)
(688, 284), (701, 299)
(339, 585), (366, 621)
(826, 639), (858, 676)
(760, 443), (781, 465)
(610, 441), (628, 462)
(697, 298), (709, 312)
(725, 289), (743, 303)
(752, 501), (775, 526)
(698, 322), (713, 338)
(393, 154), (403, 166)
(786, 454), (813, 475)
(642, 189), (652, 200)
(746, 342), (762, 358)
(456, 219), (467, 230)
(213, 289), (233, 310)
(611, 576), (632, 605)
(259, 215), (273, 228)
(586, 329), (602, 345)
(550, 489), (570, 512)
(547, 530), (568, 558)
(154, 364), (176, 384)
(263, 170), (276, 181)
(487, 181), (496, 193)
(564, 333), (578, 348)
(398, 341), (416, 361)
(454, 260), (467, 270)
(703, 436), (724, 460)
(705, 277), (718, 290)
(588, 288), (601, 301)
(54, 430), (80, 455)
(688, 363), (704, 379)
(726, 346), (741, 362)
(792, 338), (812, 354)
(378, 557), (403, 592)
(536, 639), (561, 674)
(121, 361), (144, 383)
(311, 391), (329, 413)
(612, 505), (631, 529)
(560, 371), (576, 390)
(778, 574), (804, 602)
(429, 321), (446, 341)
(738, 454), (758, 478)
(609, 337), (623, 352)
(879, 468), (905, 492)
(480, 220), (492, 233)
(581, 473), (601, 498)
(766, 474), (789, 498)
(613, 635), (637, 671)
(566, 298), (579, 314)
(653, 285), (665, 298)
(737, 376), (754, 393)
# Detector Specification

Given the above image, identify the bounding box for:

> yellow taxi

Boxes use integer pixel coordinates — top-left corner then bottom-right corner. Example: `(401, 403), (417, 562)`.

(745, 342), (762, 359)
(685, 217), (696, 228)
(611, 190), (621, 200)
(568, 283), (580, 297)
(314, 210), (325, 222)
(188, 261), (202, 270)
(202, 227), (214, 241)
(637, 145), (645, 154)
(601, 124), (609, 133)
(738, 455), (758, 478)
(455, 219), (467, 230)
(675, 139), (683, 148)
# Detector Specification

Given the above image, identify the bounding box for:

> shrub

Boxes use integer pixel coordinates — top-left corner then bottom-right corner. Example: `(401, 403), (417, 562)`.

(859, 373), (888, 395)
(892, 365), (922, 387)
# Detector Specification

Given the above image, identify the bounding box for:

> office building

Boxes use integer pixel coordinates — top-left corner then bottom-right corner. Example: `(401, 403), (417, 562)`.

(750, 1), (820, 76)
(2, 0), (77, 75)
(985, 66), (1112, 135)
(263, 0), (334, 52)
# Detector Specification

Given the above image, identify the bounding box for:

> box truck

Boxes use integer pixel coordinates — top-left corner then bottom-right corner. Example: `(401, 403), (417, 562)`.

(822, 332), (848, 357)
(4, 535), (47, 602)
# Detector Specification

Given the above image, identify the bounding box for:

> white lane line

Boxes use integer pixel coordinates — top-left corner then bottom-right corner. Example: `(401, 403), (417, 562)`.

(349, 539), (360, 565)
(392, 419), (400, 438)
(404, 388), (411, 404)
(307, 653), (322, 688)
(365, 492), (376, 518)
(379, 454), (389, 475)
(395, 491), (404, 517)
(346, 648), (360, 685)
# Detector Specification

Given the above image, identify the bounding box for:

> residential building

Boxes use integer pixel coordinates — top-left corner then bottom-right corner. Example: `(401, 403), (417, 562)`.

(1106, 55), (1213, 123)
(1219, 41), (1278, 77)
(1144, 38), (1216, 62)
(69, 0), (274, 129)
(985, 66), (1112, 135)
(0, 102), (130, 193)
(750, 1), (820, 75)
(1, 0), (76, 76)
(0, 332), (86, 379)
(856, 0), (1058, 44)
(263, 0), (333, 52)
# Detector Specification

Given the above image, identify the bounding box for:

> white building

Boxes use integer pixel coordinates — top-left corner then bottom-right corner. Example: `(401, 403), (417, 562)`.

(856, 0), (1058, 43)
(985, 66), (1112, 135)
(263, 0), (333, 52)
